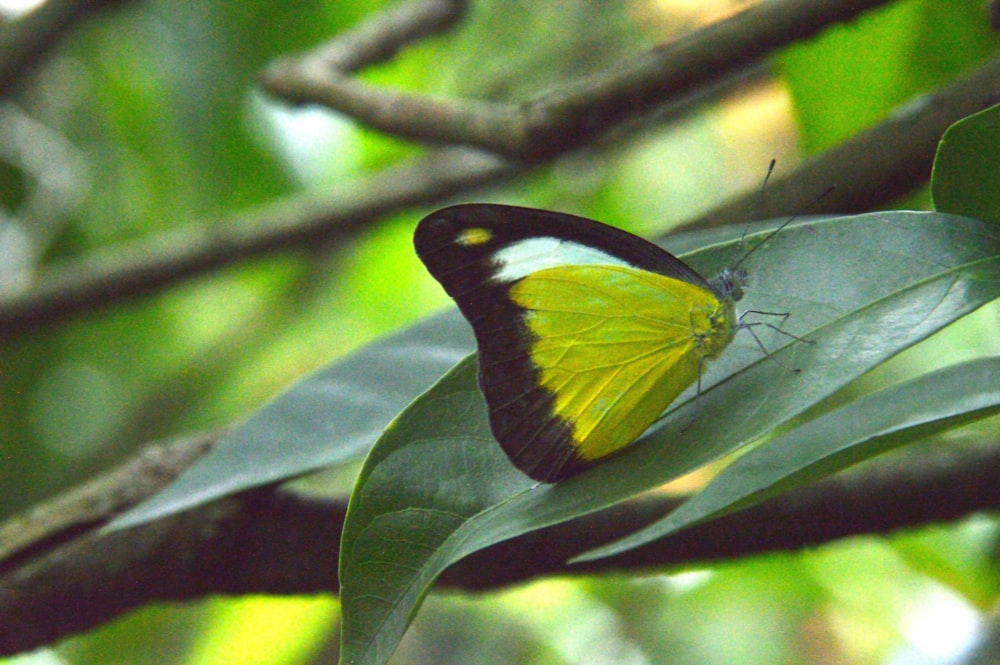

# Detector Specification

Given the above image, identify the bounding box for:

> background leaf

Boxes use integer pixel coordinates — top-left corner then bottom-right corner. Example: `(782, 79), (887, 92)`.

(932, 102), (1000, 222)
(110, 310), (474, 530)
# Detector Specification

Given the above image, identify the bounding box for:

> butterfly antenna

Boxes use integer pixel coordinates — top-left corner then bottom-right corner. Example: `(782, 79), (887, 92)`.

(731, 181), (837, 274)
(726, 159), (778, 269)
(758, 158), (777, 213)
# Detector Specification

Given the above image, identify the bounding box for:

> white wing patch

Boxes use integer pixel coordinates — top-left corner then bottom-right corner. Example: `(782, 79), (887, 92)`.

(492, 237), (631, 282)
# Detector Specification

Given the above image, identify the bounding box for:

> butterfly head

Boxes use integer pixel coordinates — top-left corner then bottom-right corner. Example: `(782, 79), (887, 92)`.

(708, 266), (748, 303)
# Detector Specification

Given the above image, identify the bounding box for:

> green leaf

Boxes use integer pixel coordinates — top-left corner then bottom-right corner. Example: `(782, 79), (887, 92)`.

(339, 211), (1000, 665)
(576, 356), (1000, 563)
(339, 356), (534, 665)
(781, 1), (996, 155)
(108, 312), (474, 531)
(931, 102), (1000, 223)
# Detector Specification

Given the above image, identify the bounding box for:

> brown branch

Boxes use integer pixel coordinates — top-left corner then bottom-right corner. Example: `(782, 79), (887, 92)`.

(0, 432), (218, 568)
(261, 0), (897, 160)
(260, 0), (518, 154)
(0, 148), (513, 337)
(0, 0), (135, 97)
(277, 0), (467, 73)
(1, 437), (998, 656)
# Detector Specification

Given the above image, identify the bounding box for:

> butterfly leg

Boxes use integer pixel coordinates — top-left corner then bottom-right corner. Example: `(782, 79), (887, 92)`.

(679, 356), (706, 433)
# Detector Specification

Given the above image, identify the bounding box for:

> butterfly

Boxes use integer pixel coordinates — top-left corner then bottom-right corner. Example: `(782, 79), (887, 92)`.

(414, 203), (791, 483)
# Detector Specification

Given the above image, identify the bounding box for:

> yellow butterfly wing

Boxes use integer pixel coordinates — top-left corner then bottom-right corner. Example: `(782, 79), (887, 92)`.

(510, 264), (737, 463)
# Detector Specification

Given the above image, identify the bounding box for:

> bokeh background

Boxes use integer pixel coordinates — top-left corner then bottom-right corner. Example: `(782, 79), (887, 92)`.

(1, 1), (999, 664)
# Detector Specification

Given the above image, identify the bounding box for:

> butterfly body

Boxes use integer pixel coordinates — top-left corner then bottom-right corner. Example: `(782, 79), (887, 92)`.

(415, 204), (744, 482)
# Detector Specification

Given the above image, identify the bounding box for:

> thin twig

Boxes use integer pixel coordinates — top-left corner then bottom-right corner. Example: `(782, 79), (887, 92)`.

(269, 0), (467, 74)
(261, 0), (897, 159)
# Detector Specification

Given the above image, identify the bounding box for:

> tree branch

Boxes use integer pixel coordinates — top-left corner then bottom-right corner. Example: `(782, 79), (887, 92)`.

(1, 436), (997, 656)
(0, 148), (513, 337)
(268, 0), (467, 74)
(0, 0), (135, 98)
(0, 432), (217, 568)
(261, 0), (898, 160)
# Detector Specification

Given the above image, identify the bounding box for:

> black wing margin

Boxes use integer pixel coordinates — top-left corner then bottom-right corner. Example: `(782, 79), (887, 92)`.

(413, 204), (702, 481)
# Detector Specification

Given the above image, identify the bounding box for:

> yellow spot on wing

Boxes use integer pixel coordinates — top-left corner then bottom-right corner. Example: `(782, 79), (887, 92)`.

(456, 227), (492, 246)
(509, 264), (736, 461)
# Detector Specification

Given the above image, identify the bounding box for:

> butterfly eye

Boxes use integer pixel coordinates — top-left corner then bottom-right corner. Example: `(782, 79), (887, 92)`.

(733, 267), (749, 293)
